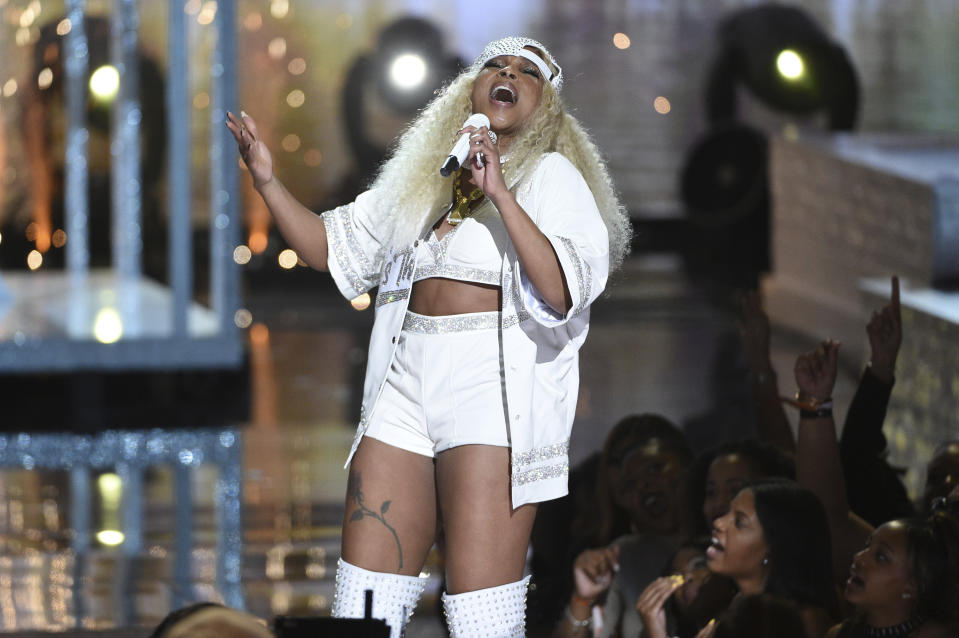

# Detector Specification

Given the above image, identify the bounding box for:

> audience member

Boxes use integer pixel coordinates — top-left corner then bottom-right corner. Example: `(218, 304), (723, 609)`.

(829, 511), (959, 638)
(706, 478), (839, 638)
(684, 439), (795, 538)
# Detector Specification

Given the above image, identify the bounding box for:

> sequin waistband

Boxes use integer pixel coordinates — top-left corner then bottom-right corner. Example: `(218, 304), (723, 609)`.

(402, 310), (500, 334)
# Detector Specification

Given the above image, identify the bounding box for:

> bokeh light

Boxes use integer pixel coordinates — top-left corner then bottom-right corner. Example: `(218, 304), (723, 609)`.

(93, 308), (123, 344)
(613, 33), (631, 49)
(27, 250), (42, 270)
(286, 89), (305, 108)
(52, 229), (67, 248)
(89, 65), (120, 103)
(303, 149), (323, 167)
(653, 96), (671, 114)
(268, 37), (287, 60)
(278, 249), (298, 269)
(281, 134), (301, 152)
(233, 245), (252, 265)
(271, 0), (290, 19)
(234, 309), (253, 329)
(56, 19), (72, 36)
(37, 67), (53, 89)
(288, 57), (306, 75)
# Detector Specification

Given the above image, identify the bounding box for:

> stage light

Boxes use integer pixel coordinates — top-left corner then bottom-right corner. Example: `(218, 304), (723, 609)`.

(776, 49), (804, 80)
(93, 308), (123, 343)
(96, 530), (125, 546)
(97, 473), (124, 546)
(89, 65), (119, 103)
(389, 53), (427, 91)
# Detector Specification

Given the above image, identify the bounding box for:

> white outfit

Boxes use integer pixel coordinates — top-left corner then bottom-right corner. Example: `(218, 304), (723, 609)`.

(322, 152), (609, 507)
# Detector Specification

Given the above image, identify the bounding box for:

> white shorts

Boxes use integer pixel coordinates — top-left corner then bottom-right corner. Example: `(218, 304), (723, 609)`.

(363, 310), (510, 457)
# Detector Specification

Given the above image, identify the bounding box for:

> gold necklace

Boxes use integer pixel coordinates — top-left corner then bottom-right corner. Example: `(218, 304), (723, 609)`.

(446, 169), (484, 226)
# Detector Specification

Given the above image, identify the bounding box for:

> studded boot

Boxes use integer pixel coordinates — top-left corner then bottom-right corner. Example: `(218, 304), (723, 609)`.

(331, 558), (429, 638)
(441, 576), (531, 638)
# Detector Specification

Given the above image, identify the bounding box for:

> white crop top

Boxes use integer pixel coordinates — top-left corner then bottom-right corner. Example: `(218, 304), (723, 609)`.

(413, 202), (508, 286)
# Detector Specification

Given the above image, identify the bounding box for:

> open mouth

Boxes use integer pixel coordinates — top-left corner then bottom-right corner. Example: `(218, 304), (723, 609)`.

(490, 84), (516, 105)
(846, 568), (865, 590)
(641, 492), (668, 518)
(706, 536), (725, 560)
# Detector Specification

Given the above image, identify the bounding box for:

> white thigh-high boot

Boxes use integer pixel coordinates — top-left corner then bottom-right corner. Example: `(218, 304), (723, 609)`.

(441, 576), (531, 638)
(331, 558), (429, 638)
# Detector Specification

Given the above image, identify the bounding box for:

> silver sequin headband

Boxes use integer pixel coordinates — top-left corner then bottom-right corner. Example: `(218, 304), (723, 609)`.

(470, 36), (563, 90)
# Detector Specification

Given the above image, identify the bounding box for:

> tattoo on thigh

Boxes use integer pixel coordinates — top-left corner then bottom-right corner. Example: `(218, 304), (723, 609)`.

(346, 470), (404, 569)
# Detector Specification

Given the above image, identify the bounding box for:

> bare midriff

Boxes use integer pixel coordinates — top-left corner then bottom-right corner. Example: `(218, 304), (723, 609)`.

(408, 279), (501, 316)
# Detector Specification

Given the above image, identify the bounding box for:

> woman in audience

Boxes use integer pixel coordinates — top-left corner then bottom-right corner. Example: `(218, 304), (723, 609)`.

(828, 510), (959, 638)
(553, 414), (694, 637)
(705, 479), (839, 638)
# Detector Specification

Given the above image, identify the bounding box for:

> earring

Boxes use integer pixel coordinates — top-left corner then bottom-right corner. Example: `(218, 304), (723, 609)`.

(762, 557), (769, 566)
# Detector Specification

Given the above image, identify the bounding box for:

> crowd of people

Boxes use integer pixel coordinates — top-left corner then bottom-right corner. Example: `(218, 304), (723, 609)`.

(531, 276), (959, 638)
(148, 277), (959, 638)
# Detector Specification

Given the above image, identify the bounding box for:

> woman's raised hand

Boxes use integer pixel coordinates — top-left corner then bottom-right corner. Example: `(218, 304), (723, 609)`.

(226, 111), (274, 189)
(635, 575), (684, 638)
(866, 275), (902, 385)
(794, 339), (840, 402)
(572, 545), (620, 602)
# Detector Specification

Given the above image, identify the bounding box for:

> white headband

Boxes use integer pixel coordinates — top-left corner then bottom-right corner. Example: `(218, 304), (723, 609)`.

(471, 36), (563, 90)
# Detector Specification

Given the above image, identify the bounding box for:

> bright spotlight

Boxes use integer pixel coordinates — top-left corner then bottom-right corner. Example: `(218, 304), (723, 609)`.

(89, 65), (120, 102)
(389, 53), (427, 90)
(96, 530), (125, 546)
(776, 49), (804, 80)
(94, 308), (123, 344)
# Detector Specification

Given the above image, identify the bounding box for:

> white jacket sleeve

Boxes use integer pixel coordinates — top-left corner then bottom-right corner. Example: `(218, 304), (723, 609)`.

(516, 153), (610, 326)
(321, 190), (387, 300)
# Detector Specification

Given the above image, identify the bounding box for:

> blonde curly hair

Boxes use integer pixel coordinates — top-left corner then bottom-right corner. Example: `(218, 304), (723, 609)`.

(370, 59), (632, 271)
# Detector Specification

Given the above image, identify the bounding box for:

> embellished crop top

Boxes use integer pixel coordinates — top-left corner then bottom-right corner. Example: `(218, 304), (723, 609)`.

(412, 202), (508, 287)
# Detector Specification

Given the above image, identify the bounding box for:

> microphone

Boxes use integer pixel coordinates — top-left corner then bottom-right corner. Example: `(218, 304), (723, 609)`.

(440, 113), (491, 177)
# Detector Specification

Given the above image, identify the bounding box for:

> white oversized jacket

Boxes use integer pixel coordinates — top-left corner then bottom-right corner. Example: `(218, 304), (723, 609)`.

(322, 152), (610, 507)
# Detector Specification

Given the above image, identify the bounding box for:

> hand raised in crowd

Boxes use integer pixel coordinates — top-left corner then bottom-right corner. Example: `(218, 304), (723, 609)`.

(636, 575), (684, 638)
(795, 340), (840, 404)
(740, 290), (773, 375)
(866, 275), (902, 385)
(225, 111), (274, 189)
(572, 545), (620, 602)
